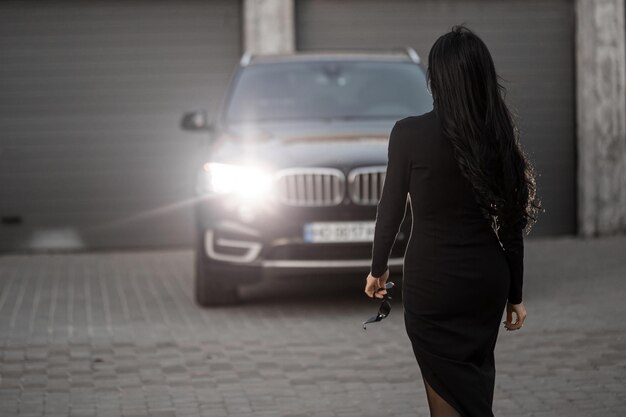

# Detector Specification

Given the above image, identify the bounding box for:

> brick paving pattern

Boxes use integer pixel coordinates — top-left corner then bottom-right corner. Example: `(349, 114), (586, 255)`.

(0, 235), (625, 416)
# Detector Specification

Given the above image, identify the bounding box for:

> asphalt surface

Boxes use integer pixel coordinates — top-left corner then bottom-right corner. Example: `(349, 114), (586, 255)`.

(0, 234), (625, 416)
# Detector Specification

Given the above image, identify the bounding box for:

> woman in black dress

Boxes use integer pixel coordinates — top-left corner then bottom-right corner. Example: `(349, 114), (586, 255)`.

(364, 25), (542, 417)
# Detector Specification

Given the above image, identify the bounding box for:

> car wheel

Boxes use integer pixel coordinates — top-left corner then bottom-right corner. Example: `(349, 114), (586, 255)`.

(194, 235), (240, 307)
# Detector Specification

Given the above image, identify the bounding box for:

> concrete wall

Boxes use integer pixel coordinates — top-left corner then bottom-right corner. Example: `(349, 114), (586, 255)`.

(243, 0), (295, 54)
(576, 0), (626, 236)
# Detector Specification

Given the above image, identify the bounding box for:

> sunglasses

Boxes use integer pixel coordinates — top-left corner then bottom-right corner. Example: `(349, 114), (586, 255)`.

(362, 281), (395, 330)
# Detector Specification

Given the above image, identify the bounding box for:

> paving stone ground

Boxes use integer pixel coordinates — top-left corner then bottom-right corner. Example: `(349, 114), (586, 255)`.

(0, 234), (625, 417)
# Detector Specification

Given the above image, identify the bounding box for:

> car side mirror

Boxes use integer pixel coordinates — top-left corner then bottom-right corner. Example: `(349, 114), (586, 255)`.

(181, 110), (214, 132)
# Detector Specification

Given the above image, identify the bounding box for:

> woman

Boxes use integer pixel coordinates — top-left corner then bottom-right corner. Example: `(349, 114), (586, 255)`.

(364, 25), (542, 417)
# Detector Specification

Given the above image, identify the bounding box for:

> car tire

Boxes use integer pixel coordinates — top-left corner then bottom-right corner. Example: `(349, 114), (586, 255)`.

(194, 235), (240, 307)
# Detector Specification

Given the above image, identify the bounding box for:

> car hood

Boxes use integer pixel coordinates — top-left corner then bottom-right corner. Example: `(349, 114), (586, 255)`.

(205, 119), (398, 170)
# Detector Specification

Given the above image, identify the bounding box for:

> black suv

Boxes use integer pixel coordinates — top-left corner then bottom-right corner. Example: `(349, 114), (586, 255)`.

(182, 48), (433, 306)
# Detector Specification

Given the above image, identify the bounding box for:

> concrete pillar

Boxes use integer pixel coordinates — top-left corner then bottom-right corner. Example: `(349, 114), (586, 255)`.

(575, 0), (626, 236)
(243, 0), (295, 54)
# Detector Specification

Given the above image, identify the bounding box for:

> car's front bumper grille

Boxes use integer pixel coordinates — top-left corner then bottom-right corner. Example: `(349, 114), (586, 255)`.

(273, 165), (388, 207)
(347, 166), (386, 205)
(274, 167), (345, 207)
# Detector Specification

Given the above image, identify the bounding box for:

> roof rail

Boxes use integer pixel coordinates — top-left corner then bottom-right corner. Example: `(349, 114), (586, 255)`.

(239, 48), (419, 66)
(404, 46), (421, 64)
(240, 51), (253, 67)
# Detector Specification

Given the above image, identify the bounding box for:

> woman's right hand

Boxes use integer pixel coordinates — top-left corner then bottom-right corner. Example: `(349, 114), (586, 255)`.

(364, 268), (390, 299)
(503, 301), (526, 331)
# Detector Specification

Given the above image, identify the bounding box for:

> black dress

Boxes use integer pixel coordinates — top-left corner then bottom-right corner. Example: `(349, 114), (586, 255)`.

(370, 109), (524, 417)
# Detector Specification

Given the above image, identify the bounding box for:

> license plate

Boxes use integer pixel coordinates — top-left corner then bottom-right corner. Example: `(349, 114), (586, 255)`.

(303, 221), (376, 243)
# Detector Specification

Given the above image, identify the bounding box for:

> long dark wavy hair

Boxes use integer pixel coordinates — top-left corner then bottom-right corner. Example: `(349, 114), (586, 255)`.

(427, 24), (542, 234)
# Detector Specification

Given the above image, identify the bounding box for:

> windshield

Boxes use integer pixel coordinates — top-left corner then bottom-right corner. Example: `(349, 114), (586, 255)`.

(225, 60), (433, 123)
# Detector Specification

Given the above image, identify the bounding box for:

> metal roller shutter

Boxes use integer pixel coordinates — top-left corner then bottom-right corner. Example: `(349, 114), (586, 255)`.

(296, 0), (575, 236)
(0, 1), (242, 250)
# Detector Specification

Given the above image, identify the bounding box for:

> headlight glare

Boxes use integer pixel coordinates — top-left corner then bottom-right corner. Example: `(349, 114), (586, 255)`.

(199, 162), (273, 200)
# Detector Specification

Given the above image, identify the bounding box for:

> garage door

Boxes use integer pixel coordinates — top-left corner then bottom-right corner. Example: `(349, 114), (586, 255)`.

(296, 0), (575, 236)
(0, 1), (241, 250)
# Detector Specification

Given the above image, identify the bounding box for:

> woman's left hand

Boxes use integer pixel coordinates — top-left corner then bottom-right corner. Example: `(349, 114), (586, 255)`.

(364, 268), (389, 299)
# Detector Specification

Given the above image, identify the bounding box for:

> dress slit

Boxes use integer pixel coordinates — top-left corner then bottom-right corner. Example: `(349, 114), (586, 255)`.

(422, 364), (465, 416)
(405, 313), (499, 417)
(412, 341), (467, 416)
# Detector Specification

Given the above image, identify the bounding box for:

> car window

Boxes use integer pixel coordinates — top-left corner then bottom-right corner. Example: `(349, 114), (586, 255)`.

(225, 61), (432, 123)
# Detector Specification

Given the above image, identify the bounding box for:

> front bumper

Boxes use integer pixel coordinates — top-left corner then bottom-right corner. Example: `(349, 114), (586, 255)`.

(195, 195), (411, 283)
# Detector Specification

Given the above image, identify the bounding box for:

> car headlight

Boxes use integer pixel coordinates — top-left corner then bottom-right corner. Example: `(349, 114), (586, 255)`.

(197, 162), (274, 200)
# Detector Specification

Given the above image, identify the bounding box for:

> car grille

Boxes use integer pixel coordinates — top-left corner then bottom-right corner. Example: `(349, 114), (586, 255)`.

(274, 167), (345, 206)
(347, 166), (387, 205)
